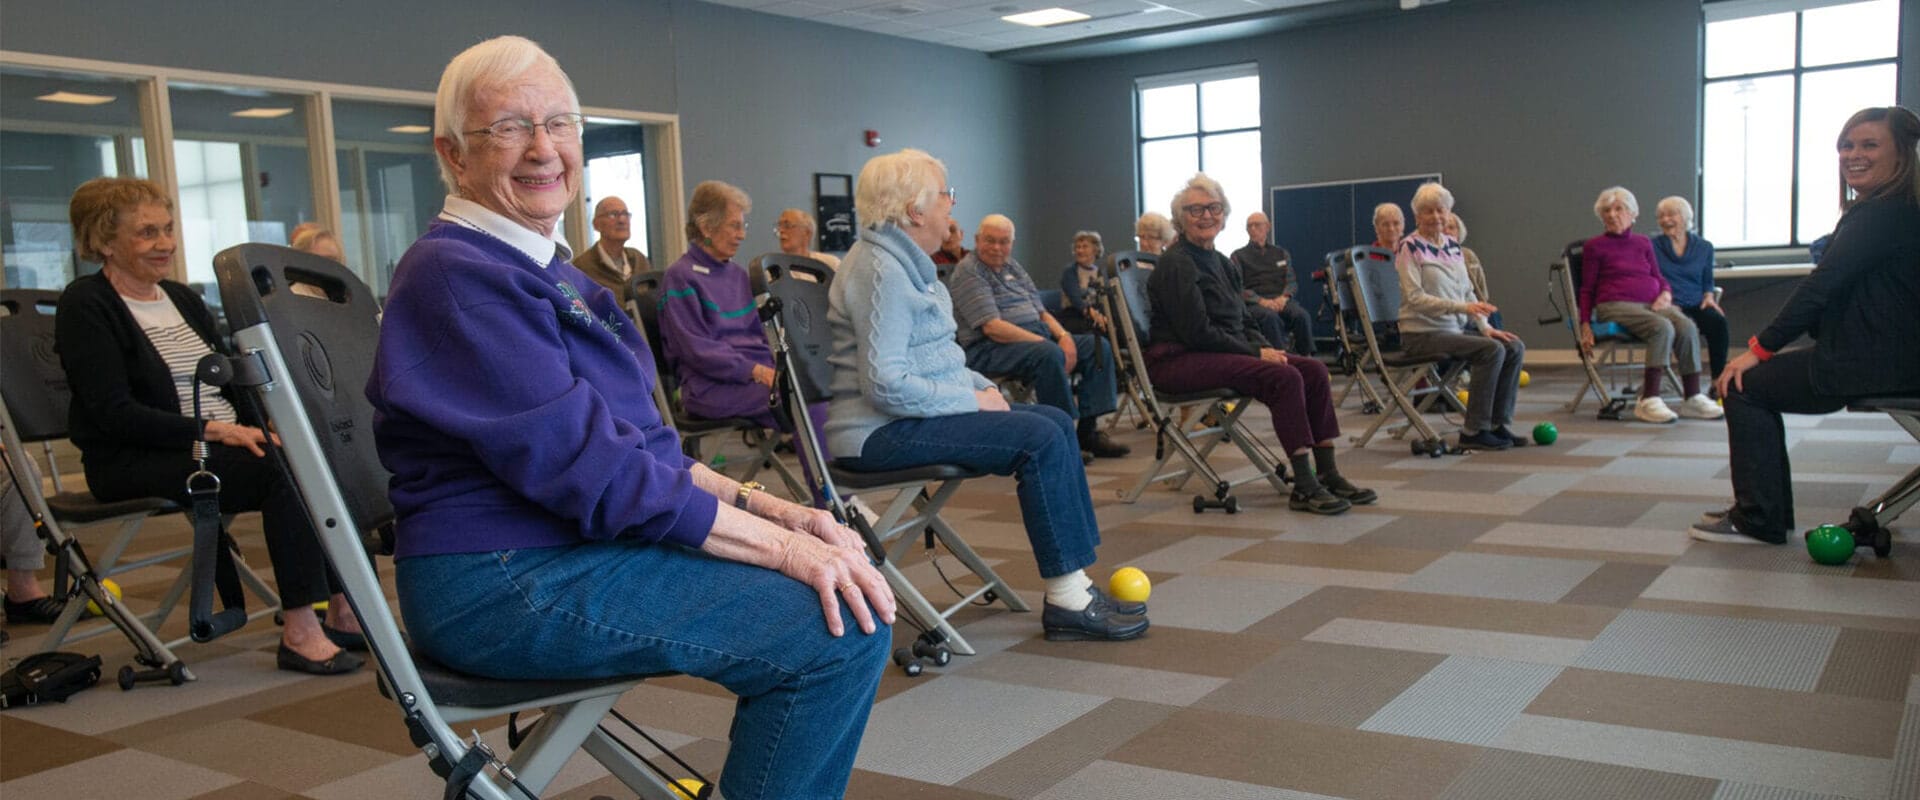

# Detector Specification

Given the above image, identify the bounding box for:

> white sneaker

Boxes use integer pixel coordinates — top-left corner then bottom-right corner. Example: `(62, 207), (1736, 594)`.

(1634, 396), (1677, 423)
(1679, 393), (1725, 420)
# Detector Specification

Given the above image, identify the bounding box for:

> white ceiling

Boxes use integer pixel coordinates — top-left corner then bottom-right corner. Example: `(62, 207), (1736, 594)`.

(694, 0), (1352, 55)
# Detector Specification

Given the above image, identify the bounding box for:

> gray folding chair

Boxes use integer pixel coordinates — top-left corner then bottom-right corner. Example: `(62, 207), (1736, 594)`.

(760, 264), (1023, 659)
(1, 289), (281, 686)
(1337, 251), (1458, 455)
(1542, 240), (1680, 419)
(1100, 253), (1288, 513)
(212, 243), (699, 800)
(1834, 397), (1919, 558)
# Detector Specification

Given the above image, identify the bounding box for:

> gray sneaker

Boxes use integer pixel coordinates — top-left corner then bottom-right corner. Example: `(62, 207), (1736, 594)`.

(1699, 506), (1731, 526)
(1687, 515), (1784, 545)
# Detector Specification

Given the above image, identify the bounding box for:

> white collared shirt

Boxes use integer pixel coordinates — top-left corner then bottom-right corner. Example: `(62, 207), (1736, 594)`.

(437, 195), (573, 268)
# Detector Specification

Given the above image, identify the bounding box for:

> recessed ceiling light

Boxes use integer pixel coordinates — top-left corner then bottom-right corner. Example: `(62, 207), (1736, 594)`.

(1002, 7), (1091, 26)
(387, 125), (432, 134)
(37, 91), (116, 106)
(231, 107), (294, 119)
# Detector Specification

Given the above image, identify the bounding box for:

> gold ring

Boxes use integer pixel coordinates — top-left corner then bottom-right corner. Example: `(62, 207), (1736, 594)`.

(838, 581), (855, 591)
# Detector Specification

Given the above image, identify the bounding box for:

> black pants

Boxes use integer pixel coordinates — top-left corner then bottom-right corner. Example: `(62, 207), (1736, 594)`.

(1680, 303), (1729, 380)
(1724, 348), (1849, 539)
(87, 444), (335, 607)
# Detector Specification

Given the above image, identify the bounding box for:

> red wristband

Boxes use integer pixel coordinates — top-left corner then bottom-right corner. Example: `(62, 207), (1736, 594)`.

(1747, 336), (1773, 362)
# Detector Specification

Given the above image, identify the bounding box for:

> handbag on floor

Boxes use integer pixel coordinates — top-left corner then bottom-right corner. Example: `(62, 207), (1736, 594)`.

(0, 650), (102, 708)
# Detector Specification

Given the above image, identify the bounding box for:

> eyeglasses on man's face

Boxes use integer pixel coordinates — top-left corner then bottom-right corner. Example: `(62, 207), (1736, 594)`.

(938, 187), (958, 204)
(596, 210), (632, 219)
(1181, 202), (1225, 218)
(466, 112), (586, 148)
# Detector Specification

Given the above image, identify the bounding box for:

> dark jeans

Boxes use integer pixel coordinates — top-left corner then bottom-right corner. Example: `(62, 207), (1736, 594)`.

(1724, 348), (1850, 539)
(965, 334), (1118, 421)
(1680, 303), (1730, 379)
(397, 542), (888, 800)
(86, 444), (334, 607)
(1144, 344), (1339, 453)
(1271, 299), (1317, 355)
(839, 404), (1099, 578)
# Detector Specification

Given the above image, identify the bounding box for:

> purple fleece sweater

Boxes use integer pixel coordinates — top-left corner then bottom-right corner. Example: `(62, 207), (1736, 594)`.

(1578, 231), (1670, 323)
(658, 248), (772, 420)
(368, 222), (716, 559)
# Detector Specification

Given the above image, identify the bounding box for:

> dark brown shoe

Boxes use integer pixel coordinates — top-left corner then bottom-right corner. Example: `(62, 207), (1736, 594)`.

(277, 643), (365, 675)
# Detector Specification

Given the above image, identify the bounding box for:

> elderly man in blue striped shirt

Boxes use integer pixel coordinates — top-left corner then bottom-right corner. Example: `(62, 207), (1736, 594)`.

(948, 214), (1129, 460)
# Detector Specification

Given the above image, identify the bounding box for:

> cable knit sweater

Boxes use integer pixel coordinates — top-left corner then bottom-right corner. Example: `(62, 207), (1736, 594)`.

(825, 222), (993, 458)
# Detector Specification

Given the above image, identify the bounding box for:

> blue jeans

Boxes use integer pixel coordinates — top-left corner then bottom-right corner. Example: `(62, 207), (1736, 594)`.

(839, 404), (1100, 578)
(396, 541), (888, 800)
(965, 335), (1118, 422)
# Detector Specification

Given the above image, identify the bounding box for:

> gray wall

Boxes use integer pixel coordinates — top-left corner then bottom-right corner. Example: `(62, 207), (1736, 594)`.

(1027, 0), (1703, 341)
(0, 0), (1040, 261)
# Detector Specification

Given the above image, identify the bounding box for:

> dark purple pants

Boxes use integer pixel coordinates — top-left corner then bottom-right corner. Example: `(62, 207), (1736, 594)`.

(1144, 344), (1339, 453)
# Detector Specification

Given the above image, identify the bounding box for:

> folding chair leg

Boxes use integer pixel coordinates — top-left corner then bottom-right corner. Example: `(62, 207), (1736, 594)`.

(498, 695), (622, 795)
(868, 481), (1024, 656)
(581, 726), (688, 800)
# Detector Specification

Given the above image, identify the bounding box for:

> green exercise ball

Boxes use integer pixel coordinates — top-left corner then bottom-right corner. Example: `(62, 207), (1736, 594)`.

(1531, 422), (1558, 446)
(1805, 524), (1855, 566)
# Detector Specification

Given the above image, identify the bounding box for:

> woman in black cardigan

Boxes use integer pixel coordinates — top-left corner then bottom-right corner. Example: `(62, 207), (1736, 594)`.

(1692, 106), (1920, 545)
(56, 178), (362, 674)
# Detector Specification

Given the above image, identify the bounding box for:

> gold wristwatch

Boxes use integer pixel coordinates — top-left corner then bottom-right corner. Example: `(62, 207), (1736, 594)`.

(734, 481), (765, 510)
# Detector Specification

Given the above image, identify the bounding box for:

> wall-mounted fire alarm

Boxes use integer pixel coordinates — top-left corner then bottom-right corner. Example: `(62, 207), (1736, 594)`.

(864, 129), (881, 148)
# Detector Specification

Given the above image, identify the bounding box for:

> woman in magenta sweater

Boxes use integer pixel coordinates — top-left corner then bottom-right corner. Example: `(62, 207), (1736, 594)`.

(1578, 186), (1723, 424)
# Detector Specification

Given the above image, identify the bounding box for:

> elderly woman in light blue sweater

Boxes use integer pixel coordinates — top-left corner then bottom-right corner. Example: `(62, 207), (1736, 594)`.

(826, 149), (1147, 643)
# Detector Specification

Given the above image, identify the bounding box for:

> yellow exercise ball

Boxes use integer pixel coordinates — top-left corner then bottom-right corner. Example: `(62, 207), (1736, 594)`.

(1455, 389), (1470, 405)
(672, 778), (708, 799)
(86, 578), (123, 616)
(1108, 567), (1151, 604)
(1518, 369), (1532, 387)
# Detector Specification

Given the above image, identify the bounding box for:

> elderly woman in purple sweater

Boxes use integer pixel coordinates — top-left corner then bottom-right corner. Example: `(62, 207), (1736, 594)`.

(1578, 186), (1724, 424)
(369, 37), (890, 799)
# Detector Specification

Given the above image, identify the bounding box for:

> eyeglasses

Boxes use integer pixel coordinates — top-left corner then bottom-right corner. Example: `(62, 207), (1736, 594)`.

(938, 187), (958, 204)
(596, 210), (632, 219)
(465, 112), (586, 148)
(1181, 202), (1225, 218)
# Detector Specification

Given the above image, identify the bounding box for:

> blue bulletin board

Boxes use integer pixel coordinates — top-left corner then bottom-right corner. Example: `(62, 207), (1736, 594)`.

(1267, 173), (1439, 339)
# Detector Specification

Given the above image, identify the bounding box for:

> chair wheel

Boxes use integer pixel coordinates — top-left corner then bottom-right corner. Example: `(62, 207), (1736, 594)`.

(1193, 496), (1206, 513)
(1223, 496), (1240, 514)
(168, 661), (189, 685)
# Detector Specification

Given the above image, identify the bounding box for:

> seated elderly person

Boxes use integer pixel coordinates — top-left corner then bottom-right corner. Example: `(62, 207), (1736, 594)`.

(950, 214), (1129, 460)
(572, 195), (652, 299)
(367, 37), (890, 800)
(1652, 196), (1727, 383)
(1395, 183), (1527, 450)
(776, 207), (841, 270)
(1580, 186), (1723, 424)
(57, 178), (363, 675)
(828, 149), (1147, 641)
(1135, 211), (1174, 256)
(1231, 211), (1315, 355)
(1372, 202), (1405, 251)
(1146, 174), (1377, 515)
(1056, 229), (1111, 336)
(290, 222), (346, 263)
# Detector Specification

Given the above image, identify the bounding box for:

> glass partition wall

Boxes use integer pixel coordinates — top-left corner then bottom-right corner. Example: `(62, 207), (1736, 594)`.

(0, 53), (683, 304)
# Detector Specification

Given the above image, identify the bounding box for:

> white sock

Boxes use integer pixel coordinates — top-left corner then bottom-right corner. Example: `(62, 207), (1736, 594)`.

(1044, 570), (1093, 611)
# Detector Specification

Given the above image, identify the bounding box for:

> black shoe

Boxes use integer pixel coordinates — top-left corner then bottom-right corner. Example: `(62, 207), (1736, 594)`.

(1492, 426), (1529, 448)
(1289, 487), (1351, 515)
(1089, 585), (1146, 616)
(1458, 430), (1512, 451)
(4, 595), (67, 625)
(1080, 431), (1131, 459)
(1321, 473), (1377, 505)
(1043, 587), (1148, 641)
(322, 623), (370, 652)
(1079, 450), (1095, 466)
(277, 642), (365, 675)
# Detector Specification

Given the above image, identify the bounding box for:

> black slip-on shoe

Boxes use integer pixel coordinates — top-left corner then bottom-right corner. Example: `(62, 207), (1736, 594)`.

(1289, 487), (1351, 515)
(322, 623), (370, 652)
(1321, 473), (1378, 505)
(1043, 588), (1148, 642)
(277, 643), (365, 675)
(4, 595), (67, 625)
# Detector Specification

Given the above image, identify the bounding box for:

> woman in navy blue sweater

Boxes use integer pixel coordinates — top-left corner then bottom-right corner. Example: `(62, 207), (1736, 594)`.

(1652, 196), (1727, 383)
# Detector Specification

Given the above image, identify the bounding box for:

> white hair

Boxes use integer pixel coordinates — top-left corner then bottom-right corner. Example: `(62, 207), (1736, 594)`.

(1135, 212), (1174, 241)
(778, 207), (815, 236)
(1656, 195), (1694, 231)
(1411, 182), (1454, 213)
(1372, 202), (1404, 225)
(855, 148), (946, 230)
(1168, 173), (1229, 234)
(433, 35), (580, 194)
(977, 214), (1014, 238)
(1594, 186), (1639, 220)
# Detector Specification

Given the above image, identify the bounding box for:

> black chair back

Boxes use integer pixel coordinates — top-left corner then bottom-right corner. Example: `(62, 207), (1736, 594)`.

(627, 270), (678, 393)
(751, 252), (832, 287)
(1346, 248), (1408, 348)
(0, 290), (70, 443)
(213, 243), (391, 533)
(1108, 255), (1156, 342)
(763, 271), (837, 404)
